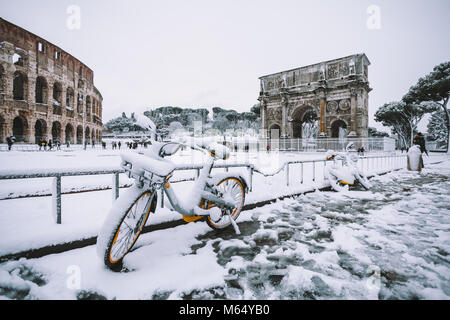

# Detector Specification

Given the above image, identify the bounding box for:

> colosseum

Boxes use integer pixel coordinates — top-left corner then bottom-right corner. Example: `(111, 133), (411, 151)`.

(0, 17), (103, 145)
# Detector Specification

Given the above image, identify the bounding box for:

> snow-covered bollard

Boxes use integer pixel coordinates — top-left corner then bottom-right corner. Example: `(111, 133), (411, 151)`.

(407, 145), (424, 172)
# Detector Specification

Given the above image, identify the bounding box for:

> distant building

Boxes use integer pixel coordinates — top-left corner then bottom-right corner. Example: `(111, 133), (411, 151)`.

(258, 54), (371, 139)
(0, 17), (103, 144)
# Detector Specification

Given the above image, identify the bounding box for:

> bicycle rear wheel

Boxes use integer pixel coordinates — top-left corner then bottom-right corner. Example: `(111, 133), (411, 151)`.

(205, 177), (245, 230)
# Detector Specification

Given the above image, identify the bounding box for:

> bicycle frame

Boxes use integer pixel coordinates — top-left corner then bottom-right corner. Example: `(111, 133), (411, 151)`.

(162, 156), (237, 217)
(326, 152), (371, 189)
(122, 150), (238, 218)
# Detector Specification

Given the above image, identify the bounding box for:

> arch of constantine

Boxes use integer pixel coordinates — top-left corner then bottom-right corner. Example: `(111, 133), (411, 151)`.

(258, 54), (371, 139)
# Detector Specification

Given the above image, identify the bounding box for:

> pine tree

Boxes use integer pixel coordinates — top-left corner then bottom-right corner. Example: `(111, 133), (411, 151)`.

(403, 62), (450, 152)
(427, 110), (447, 147)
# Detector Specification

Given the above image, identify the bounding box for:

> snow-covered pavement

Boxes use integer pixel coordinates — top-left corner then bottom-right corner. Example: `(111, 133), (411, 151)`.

(0, 158), (449, 300)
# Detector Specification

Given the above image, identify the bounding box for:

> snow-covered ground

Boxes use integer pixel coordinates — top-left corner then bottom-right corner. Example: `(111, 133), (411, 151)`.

(0, 157), (449, 300)
(1, 148), (443, 255)
(0, 149), (447, 256)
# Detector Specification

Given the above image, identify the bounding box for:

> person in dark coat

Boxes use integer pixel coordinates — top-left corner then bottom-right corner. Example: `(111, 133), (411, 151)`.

(413, 132), (428, 156)
(6, 136), (15, 151)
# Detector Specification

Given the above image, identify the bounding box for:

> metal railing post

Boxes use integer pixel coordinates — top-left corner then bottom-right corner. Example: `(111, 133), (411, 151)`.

(52, 175), (62, 224)
(248, 166), (253, 192)
(312, 161), (316, 182)
(112, 172), (120, 200)
(285, 163), (289, 186)
(300, 162), (304, 184)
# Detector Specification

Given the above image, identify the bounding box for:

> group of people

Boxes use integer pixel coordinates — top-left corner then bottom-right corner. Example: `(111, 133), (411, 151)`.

(126, 141), (139, 149)
(39, 138), (61, 151)
(100, 140), (143, 150)
(111, 141), (122, 150)
(101, 140), (149, 150)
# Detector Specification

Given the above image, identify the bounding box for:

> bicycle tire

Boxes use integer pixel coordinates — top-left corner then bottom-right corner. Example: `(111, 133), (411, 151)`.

(204, 177), (245, 230)
(97, 185), (155, 271)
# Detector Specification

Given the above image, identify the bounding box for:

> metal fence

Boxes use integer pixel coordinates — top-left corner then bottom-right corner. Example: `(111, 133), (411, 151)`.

(1, 137), (396, 153)
(255, 137), (396, 152)
(0, 154), (409, 225)
(0, 144), (104, 152)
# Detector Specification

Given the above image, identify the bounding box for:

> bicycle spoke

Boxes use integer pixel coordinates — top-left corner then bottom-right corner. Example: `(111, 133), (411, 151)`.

(208, 178), (244, 228)
(122, 220), (134, 231)
(112, 230), (134, 259)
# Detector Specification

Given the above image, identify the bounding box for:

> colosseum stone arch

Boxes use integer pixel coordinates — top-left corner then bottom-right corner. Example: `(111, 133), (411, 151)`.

(0, 18), (103, 144)
(258, 54), (371, 139)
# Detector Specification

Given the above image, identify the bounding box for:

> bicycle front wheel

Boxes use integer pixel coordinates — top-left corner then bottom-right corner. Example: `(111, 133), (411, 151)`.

(97, 187), (155, 271)
(205, 177), (245, 230)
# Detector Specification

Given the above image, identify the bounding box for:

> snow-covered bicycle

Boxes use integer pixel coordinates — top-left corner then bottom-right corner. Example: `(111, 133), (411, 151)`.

(325, 144), (372, 192)
(96, 139), (248, 271)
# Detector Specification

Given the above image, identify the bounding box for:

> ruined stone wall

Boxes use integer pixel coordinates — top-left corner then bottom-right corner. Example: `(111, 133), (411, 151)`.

(0, 18), (103, 144)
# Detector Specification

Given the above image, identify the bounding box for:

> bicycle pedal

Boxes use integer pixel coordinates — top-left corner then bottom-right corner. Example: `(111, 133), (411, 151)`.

(182, 215), (203, 223)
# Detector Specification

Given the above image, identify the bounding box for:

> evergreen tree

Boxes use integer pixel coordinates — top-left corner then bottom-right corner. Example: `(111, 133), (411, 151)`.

(403, 61), (450, 152)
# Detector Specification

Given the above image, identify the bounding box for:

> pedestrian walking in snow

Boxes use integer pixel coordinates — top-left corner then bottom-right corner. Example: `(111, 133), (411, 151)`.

(6, 136), (15, 151)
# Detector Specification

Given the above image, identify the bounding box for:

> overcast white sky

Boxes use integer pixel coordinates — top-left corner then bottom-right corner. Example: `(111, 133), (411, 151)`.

(1, 0), (449, 132)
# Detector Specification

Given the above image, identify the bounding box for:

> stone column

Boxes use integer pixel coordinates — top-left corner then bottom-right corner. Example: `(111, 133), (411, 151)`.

(349, 87), (357, 136)
(61, 84), (67, 112)
(25, 116), (32, 143)
(45, 80), (51, 106)
(280, 91), (288, 138)
(317, 90), (327, 137)
(28, 76), (36, 107)
(4, 67), (15, 101)
(5, 115), (13, 139)
(259, 97), (267, 138)
(3, 43), (15, 101)
(0, 117), (7, 143)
